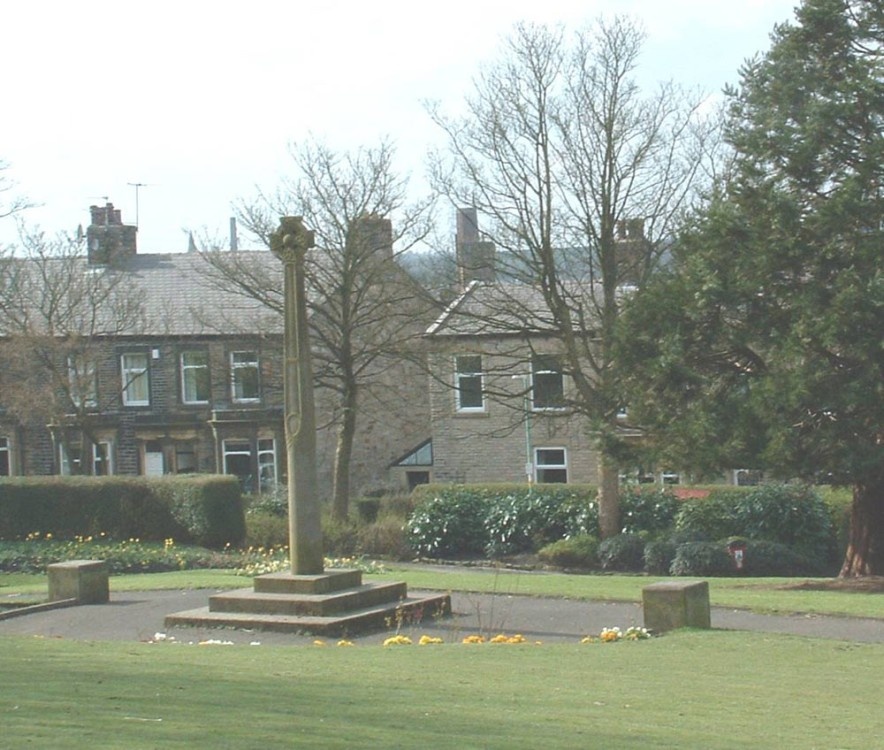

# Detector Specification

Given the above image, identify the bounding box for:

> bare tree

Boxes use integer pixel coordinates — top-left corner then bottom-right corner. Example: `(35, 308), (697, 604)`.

(0, 228), (146, 472)
(0, 160), (32, 229)
(429, 17), (718, 537)
(201, 137), (436, 518)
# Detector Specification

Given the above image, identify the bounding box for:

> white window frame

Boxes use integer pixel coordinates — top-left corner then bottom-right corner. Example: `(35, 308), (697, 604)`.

(230, 351), (260, 403)
(121, 352), (150, 406)
(92, 440), (113, 476)
(181, 350), (210, 404)
(59, 442), (82, 475)
(534, 447), (568, 484)
(531, 355), (565, 411)
(0, 436), (11, 476)
(454, 354), (484, 412)
(258, 438), (277, 492)
(223, 438), (253, 490)
(68, 355), (97, 409)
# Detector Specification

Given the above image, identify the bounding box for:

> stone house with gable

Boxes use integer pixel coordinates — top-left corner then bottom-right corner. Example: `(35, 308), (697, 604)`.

(0, 203), (432, 498)
(414, 208), (606, 487)
(423, 281), (603, 487)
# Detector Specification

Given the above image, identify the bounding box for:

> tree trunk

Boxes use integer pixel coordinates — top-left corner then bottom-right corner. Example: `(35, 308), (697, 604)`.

(597, 454), (621, 539)
(840, 478), (884, 577)
(331, 399), (357, 521)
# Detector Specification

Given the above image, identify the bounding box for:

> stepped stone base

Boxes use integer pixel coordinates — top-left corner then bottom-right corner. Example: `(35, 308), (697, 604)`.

(165, 569), (450, 637)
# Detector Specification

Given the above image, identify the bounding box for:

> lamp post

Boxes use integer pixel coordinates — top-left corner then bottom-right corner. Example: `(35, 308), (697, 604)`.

(512, 374), (533, 484)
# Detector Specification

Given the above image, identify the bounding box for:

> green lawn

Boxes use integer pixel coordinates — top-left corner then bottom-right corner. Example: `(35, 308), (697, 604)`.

(1, 630), (882, 749)
(4, 565), (884, 619)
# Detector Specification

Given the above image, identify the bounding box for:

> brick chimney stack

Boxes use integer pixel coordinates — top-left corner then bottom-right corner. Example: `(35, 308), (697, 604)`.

(349, 213), (394, 262)
(86, 202), (137, 266)
(615, 217), (648, 285)
(455, 207), (495, 287)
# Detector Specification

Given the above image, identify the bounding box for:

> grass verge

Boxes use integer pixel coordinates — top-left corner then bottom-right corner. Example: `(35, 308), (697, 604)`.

(1, 630), (882, 749)
(3, 565), (884, 619)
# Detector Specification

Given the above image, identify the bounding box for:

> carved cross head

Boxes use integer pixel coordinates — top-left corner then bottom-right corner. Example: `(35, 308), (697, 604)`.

(270, 216), (315, 263)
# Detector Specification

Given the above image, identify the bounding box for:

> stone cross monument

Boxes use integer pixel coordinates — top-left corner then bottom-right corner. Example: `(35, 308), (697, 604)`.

(164, 215), (451, 635)
(269, 217), (324, 575)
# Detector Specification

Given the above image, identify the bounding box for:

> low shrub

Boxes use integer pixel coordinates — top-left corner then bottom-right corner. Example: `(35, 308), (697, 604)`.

(675, 491), (740, 542)
(357, 518), (413, 561)
(356, 498), (381, 524)
(382, 493), (417, 519)
(619, 487), (680, 536)
(406, 484), (597, 559)
(643, 538), (678, 575)
(244, 511), (288, 549)
(742, 539), (826, 577)
(598, 533), (646, 572)
(670, 541), (734, 576)
(675, 484), (837, 563)
(322, 515), (359, 557)
(537, 535), (599, 569)
(405, 487), (489, 558)
(0, 537), (241, 575)
(483, 488), (595, 558)
(643, 531), (707, 574)
(245, 488), (288, 517)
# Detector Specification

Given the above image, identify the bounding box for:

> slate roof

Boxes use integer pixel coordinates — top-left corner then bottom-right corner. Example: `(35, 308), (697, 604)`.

(426, 279), (606, 338)
(0, 251), (283, 339)
(119, 252), (282, 336)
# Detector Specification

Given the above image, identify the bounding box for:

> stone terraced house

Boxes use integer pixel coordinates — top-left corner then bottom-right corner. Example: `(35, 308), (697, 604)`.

(0, 203), (432, 498)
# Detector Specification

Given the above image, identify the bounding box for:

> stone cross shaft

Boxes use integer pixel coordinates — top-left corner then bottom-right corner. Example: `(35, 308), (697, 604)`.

(270, 217), (324, 575)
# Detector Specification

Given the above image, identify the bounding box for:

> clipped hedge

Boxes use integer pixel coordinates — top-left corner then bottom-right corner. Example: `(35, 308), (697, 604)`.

(0, 475), (244, 549)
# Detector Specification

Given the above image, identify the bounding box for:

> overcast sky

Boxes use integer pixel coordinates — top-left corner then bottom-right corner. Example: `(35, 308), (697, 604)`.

(1, 0), (799, 253)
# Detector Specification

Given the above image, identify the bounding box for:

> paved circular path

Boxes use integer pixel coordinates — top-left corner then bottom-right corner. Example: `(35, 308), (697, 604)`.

(1, 587), (882, 645)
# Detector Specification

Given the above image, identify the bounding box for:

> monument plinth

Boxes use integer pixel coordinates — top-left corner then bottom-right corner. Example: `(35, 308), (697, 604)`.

(166, 217), (449, 636)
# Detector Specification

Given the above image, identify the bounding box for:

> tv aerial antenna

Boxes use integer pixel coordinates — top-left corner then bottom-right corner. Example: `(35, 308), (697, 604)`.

(127, 182), (150, 227)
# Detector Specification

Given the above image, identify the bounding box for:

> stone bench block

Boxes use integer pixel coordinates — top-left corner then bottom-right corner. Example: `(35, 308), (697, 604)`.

(48, 560), (109, 604)
(642, 580), (710, 632)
